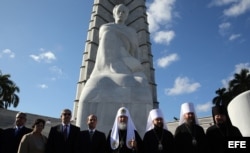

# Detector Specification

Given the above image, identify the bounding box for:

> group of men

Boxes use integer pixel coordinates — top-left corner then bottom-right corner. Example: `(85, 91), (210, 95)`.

(0, 102), (243, 153)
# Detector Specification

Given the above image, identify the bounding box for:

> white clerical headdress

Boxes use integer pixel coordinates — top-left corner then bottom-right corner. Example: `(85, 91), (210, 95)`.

(146, 108), (168, 132)
(110, 107), (136, 150)
(179, 102), (199, 125)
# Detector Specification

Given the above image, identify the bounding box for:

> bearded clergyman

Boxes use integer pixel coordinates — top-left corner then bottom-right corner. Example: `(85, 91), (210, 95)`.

(106, 107), (143, 153)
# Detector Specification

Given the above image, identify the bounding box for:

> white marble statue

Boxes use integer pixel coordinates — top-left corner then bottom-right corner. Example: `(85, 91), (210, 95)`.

(91, 4), (143, 76)
(228, 90), (250, 136)
(76, 4), (153, 136)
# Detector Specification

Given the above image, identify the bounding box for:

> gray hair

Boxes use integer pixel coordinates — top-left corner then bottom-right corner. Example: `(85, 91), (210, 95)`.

(16, 112), (27, 119)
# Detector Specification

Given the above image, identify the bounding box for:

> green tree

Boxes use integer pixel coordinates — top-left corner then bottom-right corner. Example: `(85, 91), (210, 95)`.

(213, 68), (250, 108)
(212, 88), (227, 106)
(0, 71), (20, 109)
(229, 68), (250, 97)
(212, 68), (250, 125)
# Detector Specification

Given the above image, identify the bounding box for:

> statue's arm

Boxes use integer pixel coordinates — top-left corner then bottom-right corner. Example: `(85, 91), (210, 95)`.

(130, 28), (140, 60)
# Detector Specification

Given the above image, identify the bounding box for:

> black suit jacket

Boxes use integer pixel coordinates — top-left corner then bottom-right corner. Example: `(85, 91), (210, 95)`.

(79, 130), (106, 153)
(0, 126), (32, 153)
(46, 124), (80, 153)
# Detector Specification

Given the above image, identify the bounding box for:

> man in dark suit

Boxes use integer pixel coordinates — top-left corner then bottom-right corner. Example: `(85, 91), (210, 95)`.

(0, 112), (32, 153)
(79, 114), (106, 153)
(46, 109), (80, 153)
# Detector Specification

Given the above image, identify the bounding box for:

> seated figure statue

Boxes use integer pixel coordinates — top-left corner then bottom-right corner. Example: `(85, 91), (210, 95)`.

(91, 4), (143, 76)
(77, 4), (153, 134)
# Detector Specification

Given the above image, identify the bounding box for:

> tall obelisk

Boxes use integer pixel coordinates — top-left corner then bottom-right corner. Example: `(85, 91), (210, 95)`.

(73, 0), (158, 136)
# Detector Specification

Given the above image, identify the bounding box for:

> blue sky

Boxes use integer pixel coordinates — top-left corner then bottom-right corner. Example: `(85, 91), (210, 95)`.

(0, 0), (250, 123)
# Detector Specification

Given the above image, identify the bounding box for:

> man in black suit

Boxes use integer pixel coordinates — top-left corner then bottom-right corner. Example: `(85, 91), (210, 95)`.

(79, 114), (106, 153)
(46, 109), (80, 153)
(0, 112), (32, 153)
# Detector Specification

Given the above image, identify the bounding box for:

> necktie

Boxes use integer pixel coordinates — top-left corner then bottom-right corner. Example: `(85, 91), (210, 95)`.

(63, 125), (68, 140)
(90, 130), (94, 140)
(15, 127), (21, 136)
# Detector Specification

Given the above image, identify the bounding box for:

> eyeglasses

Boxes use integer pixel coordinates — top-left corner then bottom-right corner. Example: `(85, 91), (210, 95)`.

(62, 113), (71, 116)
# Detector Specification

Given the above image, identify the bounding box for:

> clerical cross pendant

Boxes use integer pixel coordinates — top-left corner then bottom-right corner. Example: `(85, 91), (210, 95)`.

(192, 137), (197, 146)
(158, 142), (163, 151)
(120, 140), (124, 147)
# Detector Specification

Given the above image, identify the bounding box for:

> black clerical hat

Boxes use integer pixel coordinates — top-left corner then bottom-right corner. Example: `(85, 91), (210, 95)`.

(212, 106), (226, 116)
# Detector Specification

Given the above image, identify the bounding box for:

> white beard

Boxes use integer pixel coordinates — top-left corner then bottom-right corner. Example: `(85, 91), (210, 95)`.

(118, 122), (127, 130)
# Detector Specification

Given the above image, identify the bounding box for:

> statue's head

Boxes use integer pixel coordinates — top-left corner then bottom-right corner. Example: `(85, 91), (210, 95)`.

(113, 4), (129, 23)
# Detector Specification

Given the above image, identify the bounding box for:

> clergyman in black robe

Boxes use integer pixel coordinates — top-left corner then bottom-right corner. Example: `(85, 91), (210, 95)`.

(206, 105), (242, 153)
(174, 102), (208, 153)
(106, 107), (143, 153)
(143, 108), (174, 153)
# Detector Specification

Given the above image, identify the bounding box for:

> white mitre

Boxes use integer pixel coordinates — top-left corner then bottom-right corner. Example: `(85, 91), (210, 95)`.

(146, 108), (168, 132)
(110, 107), (136, 150)
(179, 102), (199, 125)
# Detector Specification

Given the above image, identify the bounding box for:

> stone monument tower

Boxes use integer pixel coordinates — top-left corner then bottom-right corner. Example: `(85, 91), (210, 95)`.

(73, 0), (158, 136)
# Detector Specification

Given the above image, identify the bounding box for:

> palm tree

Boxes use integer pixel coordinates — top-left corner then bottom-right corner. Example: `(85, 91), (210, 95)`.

(212, 68), (250, 125)
(229, 68), (250, 98)
(213, 69), (250, 108)
(212, 88), (228, 107)
(0, 71), (20, 109)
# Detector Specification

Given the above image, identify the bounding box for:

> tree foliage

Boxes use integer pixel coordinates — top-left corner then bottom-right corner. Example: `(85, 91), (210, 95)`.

(212, 68), (250, 124)
(0, 71), (20, 109)
(213, 68), (250, 108)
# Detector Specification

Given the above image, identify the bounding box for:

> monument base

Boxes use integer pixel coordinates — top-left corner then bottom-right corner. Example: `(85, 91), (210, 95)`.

(76, 73), (153, 137)
(77, 102), (152, 137)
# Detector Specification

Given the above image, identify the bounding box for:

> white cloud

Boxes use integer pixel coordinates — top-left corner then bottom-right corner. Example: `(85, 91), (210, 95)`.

(147, 12), (160, 33)
(147, 0), (177, 45)
(218, 22), (231, 36)
(49, 66), (66, 80)
(209, 0), (238, 7)
(147, 0), (175, 32)
(165, 77), (201, 95)
(30, 49), (56, 63)
(196, 102), (212, 113)
(209, 0), (250, 17)
(0, 49), (15, 58)
(224, 0), (250, 17)
(221, 62), (250, 87)
(234, 63), (250, 73)
(214, 1), (249, 40)
(157, 53), (179, 68)
(153, 30), (175, 45)
(219, 22), (231, 29)
(49, 66), (63, 75)
(229, 33), (241, 41)
(38, 84), (48, 89)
